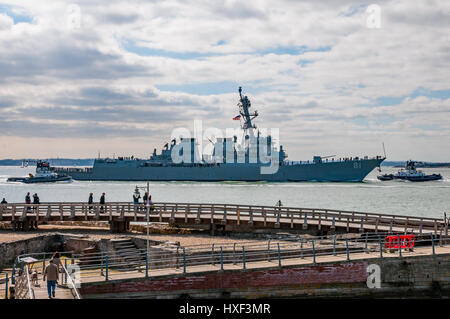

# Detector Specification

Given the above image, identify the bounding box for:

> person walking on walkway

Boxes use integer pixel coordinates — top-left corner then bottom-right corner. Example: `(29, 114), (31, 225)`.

(43, 259), (59, 299)
(99, 192), (105, 213)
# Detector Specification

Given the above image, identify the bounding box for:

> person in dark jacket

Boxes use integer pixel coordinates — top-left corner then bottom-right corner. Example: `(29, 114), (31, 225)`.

(32, 193), (40, 214)
(143, 192), (148, 205)
(1, 198), (6, 204)
(33, 193), (40, 204)
(99, 192), (105, 213)
(88, 193), (94, 213)
(25, 192), (31, 212)
(133, 188), (141, 212)
(25, 192), (31, 204)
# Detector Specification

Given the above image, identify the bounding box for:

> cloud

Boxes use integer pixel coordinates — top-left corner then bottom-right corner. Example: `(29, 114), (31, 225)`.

(0, 0), (449, 160)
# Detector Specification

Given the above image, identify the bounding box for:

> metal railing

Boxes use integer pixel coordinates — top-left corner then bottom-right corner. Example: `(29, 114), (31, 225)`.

(61, 263), (81, 299)
(0, 272), (10, 299)
(11, 231), (449, 294)
(15, 231), (448, 286)
(14, 265), (35, 299)
(1, 202), (447, 234)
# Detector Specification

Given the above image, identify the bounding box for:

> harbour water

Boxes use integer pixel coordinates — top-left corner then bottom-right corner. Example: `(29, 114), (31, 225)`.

(0, 166), (449, 219)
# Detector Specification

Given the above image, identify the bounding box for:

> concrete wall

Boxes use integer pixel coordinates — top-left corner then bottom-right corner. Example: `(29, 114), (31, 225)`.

(0, 234), (65, 267)
(79, 253), (450, 299)
(64, 237), (96, 254)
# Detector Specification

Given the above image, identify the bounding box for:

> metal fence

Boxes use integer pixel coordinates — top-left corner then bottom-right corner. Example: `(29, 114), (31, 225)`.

(0, 272), (11, 299)
(13, 231), (449, 289)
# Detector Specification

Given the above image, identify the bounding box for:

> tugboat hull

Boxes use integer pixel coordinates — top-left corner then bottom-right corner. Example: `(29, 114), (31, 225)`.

(395, 174), (442, 182)
(22, 175), (72, 183)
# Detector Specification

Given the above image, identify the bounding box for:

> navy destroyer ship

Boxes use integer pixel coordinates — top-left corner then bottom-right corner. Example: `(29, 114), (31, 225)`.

(54, 87), (385, 181)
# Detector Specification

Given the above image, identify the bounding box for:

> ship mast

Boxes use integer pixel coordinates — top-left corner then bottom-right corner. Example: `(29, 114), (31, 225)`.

(238, 86), (258, 133)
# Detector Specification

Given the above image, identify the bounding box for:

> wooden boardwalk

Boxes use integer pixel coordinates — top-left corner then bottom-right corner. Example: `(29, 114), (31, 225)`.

(30, 282), (75, 299)
(0, 202), (447, 235)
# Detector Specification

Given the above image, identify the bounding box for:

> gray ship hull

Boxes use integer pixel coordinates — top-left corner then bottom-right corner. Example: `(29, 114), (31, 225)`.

(55, 158), (384, 182)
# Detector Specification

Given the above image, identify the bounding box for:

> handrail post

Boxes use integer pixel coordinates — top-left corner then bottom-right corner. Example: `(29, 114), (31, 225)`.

(183, 248), (186, 274)
(365, 234), (368, 253)
(12, 260), (16, 285)
(242, 247), (246, 270)
(277, 243), (281, 267)
(105, 255), (109, 281)
(346, 238), (350, 261)
(100, 252), (104, 276)
(312, 240), (316, 265)
(300, 240), (304, 259)
(333, 235), (336, 256)
(431, 233), (435, 257)
(145, 251), (149, 278)
(267, 240), (271, 262)
(398, 235), (402, 257)
(5, 273), (8, 299)
(64, 259), (68, 285)
(379, 236), (383, 258)
(220, 247), (223, 271)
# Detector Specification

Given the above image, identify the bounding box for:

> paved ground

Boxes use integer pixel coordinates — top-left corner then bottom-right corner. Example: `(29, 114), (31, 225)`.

(30, 282), (76, 299)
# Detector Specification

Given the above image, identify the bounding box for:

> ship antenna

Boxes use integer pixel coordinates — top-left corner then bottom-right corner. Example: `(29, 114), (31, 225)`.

(237, 86), (258, 132)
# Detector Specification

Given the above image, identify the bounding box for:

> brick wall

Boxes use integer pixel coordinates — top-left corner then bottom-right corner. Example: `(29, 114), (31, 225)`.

(80, 253), (450, 298)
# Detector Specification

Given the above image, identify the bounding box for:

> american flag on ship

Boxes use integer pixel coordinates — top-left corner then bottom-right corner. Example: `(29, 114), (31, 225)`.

(233, 115), (241, 120)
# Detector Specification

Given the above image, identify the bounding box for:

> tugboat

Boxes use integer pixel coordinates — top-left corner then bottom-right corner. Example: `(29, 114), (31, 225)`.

(7, 160), (72, 183)
(377, 160), (442, 182)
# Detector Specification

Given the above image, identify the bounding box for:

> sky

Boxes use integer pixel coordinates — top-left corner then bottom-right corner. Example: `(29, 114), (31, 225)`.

(0, 0), (449, 161)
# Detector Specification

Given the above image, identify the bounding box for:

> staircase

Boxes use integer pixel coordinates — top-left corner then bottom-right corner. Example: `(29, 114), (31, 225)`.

(110, 238), (146, 270)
